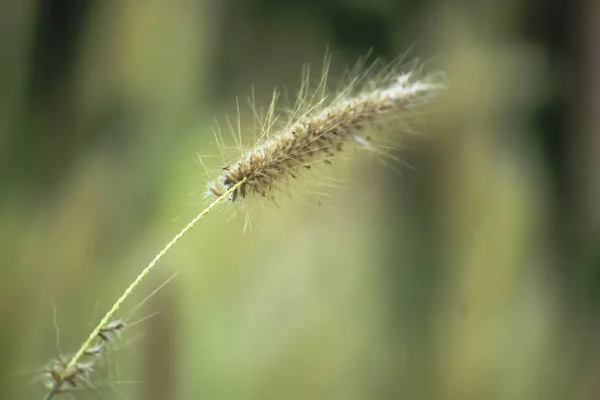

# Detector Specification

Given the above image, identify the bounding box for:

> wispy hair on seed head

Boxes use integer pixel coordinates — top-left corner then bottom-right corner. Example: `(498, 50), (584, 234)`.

(205, 52), (444, 210)
(40, 273), (178, 399)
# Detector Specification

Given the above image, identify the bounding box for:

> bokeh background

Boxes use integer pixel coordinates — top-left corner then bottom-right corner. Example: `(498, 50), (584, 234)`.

(1, 0), (599, 399)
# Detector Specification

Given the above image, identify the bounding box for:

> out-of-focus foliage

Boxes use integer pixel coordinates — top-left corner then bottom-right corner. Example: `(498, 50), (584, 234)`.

(1, 0), (598, 399)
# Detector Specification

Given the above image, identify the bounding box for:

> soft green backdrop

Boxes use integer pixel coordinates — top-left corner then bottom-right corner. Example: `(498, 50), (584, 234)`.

(1, 0), (598, 399)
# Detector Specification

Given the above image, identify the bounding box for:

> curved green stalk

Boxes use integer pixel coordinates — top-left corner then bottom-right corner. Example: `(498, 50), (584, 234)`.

(43, 178), (245, 400)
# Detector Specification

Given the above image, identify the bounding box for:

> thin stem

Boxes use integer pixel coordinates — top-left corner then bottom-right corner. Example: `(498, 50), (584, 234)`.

(43, 386), (59, 400)
(43, 178), (245, 400)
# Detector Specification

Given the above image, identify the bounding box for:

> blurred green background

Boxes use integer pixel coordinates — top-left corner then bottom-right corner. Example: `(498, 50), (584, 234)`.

(1, 0), (599, 399)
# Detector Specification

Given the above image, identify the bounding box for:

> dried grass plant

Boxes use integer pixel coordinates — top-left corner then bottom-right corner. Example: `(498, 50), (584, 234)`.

(40, 53), (443, 399)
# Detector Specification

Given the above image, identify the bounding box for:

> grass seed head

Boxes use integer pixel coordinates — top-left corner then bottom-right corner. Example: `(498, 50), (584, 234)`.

(41, 318), (127, 397)
(207, 56), (444, 205)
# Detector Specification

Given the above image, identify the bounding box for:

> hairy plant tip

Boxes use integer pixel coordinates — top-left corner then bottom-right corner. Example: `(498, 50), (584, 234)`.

(41, 319), (125, 398)
(207, 66), (444, 203)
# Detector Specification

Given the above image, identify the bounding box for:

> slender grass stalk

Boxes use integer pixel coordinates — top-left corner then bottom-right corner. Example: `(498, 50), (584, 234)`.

(42, 178), (247, 400)
(41, 53), (443, 399)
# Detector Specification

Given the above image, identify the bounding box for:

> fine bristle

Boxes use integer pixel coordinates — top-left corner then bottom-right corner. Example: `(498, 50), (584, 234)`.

(207, 56), (443, 204)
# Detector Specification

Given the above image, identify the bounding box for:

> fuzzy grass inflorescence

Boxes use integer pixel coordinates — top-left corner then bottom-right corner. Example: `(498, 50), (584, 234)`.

(207, 56), (443, 204)
(40, 54), (442, 399)
(41, 319), (125, 397)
